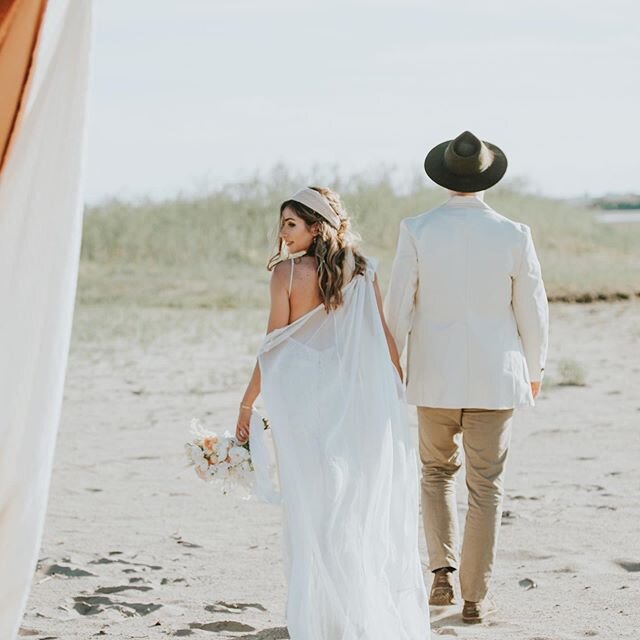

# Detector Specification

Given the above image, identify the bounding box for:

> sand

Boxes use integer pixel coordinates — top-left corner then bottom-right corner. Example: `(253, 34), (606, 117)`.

(20, 300), (640, 639)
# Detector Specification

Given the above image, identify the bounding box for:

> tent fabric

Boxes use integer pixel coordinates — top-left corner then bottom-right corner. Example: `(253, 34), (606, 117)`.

(0, 0), (92, 637)
(0, 0), (48, 173)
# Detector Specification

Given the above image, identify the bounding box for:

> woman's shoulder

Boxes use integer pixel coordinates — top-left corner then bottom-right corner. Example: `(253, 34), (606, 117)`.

(271, 259), (290, 276)
(270, 259), (292, 290)
(272, 255), (316, 273)
(361, 254), (378, 276)
(271, 256), (317, 288)
(295, 255), (318, 271)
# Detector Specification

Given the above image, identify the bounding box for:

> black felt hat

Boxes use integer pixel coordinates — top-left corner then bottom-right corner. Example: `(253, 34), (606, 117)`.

(424, 131), (507, 192)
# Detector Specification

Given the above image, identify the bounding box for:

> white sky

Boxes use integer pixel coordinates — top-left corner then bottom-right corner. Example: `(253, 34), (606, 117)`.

(85, 0), (640, 202)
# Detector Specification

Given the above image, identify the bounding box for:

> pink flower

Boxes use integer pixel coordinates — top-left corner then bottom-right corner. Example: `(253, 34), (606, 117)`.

(202, 436), (218, 452)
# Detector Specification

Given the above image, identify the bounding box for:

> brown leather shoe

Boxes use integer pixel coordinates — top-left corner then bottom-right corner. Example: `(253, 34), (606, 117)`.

(462, 598), (497, 624)
(429, 569), (456, 606)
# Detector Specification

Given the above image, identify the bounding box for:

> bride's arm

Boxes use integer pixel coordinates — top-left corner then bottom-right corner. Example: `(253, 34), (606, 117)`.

(372, 274), (403, 381)
(236, 264), (291, 442)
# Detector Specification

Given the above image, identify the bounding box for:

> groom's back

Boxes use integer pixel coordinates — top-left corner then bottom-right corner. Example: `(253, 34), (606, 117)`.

(385, 193), (547, 409)
(407, 198), (527, 322)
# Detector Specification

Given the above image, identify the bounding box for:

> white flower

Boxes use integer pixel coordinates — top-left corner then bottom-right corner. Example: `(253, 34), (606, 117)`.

(185, 420), (256, 495)
(228, 445), (249, 465)
(186, 443), (205, 465)
(190, 418), (208, 439)
(214, 437), (230, 462)
(215, 462), (230, 481)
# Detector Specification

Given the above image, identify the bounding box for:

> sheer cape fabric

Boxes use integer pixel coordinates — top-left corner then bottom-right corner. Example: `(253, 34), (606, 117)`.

(250, 259), (430, 640)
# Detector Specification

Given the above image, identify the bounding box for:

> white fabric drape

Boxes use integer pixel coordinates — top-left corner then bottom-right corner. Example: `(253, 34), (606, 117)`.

(251, 259), (430, 640)
(0, 1), (92, 637)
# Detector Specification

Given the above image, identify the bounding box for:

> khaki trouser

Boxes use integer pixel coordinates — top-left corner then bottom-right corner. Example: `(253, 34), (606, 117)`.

(417, 407), (514, 603)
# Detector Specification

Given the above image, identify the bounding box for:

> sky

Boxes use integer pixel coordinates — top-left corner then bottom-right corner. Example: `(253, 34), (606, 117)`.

(84, 0), (640, 203)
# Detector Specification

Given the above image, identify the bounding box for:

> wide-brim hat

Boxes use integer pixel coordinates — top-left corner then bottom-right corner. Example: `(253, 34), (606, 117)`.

(424, 131), (507, 192)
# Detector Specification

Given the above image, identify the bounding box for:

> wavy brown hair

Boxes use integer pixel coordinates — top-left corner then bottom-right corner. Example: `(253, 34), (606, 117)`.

(268, 186), (367, 312)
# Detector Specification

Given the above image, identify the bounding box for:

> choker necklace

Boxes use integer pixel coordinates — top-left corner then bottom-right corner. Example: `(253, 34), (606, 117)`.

(289, 249), (307, 260)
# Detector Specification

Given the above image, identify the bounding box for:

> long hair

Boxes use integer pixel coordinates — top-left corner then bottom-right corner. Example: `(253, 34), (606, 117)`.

(268, 186), (367, 312)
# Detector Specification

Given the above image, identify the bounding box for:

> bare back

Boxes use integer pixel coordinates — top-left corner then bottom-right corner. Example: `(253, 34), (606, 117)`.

(288, 256), (323, 323)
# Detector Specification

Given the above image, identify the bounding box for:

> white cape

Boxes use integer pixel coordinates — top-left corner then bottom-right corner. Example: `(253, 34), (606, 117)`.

(250, 259), (430, 640)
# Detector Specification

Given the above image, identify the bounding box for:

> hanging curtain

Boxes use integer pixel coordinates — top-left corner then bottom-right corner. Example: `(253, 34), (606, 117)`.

(0, 1), (92, 637)
(0, 0), (48, 171)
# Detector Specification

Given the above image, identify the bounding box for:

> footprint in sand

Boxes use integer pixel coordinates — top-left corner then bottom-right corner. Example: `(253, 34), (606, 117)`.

(44, 563), (97, 578)
(552, 566), (579, 574)
(89, 557), (163, 570)
(236, 628), (290, 640)
(617, 560), (640, 572)
(161, 577), (187, 585)
(189, 621), (256, 633)
(205, 601), (268, 614)
(171, 533), (202, 548)
(73, 595), (162, 616)
(518, 578), (537, 590)
(94, 585), (153, 594)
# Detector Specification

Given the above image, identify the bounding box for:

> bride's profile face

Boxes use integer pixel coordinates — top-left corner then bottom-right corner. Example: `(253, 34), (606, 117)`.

(279, 206), (318, 254)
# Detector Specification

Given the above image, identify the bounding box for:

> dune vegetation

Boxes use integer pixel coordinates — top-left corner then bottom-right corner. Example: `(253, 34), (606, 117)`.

(78, 169), (640, 309)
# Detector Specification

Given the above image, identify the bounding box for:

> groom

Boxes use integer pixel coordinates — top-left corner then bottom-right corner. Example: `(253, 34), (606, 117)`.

(384, 131), (549, 624)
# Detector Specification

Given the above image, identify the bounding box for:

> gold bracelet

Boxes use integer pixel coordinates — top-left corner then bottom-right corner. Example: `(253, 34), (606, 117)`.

(240, 404), (252, 410)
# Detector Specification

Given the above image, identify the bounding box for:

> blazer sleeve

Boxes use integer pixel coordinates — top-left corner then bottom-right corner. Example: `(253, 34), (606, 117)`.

(512, 225), (549, 381)
(384, 219), (419, 357)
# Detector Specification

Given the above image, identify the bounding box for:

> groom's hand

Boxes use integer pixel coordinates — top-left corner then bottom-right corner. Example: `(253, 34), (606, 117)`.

(531, 381), (541, 398)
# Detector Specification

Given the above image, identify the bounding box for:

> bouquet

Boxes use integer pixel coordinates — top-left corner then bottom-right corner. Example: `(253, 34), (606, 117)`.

(184, 416), (269, 495)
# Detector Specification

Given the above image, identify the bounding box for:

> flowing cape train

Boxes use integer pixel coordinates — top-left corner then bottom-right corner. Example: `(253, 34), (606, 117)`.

(250, 259), (430, 640)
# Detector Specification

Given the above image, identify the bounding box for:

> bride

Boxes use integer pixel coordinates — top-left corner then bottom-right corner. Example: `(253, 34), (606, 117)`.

(235, 186), (430, 639)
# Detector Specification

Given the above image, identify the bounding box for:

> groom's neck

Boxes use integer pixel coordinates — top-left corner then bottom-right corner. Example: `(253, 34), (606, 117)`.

(448, 190), (485, 201)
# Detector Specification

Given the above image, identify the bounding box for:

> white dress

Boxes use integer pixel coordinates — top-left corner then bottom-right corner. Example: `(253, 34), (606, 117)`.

(250, 258), (430, 640)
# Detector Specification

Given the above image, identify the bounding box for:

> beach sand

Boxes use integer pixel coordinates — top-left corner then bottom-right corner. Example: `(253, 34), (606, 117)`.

(20, 300), (639, 639)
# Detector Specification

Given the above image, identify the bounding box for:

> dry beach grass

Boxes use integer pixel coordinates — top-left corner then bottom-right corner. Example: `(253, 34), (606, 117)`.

(20, 174), (640, 638)
(78, 171), (640, 309)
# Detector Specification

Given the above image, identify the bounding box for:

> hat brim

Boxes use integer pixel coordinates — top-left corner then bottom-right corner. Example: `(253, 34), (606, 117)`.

(424, 140), (508, 192)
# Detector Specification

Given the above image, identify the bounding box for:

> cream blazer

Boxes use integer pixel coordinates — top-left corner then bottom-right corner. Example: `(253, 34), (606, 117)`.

(384, 195), (549, 409)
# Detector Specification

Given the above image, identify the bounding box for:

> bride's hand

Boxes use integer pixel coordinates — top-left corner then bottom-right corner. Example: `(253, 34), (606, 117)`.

(236, 405), (252, 443)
